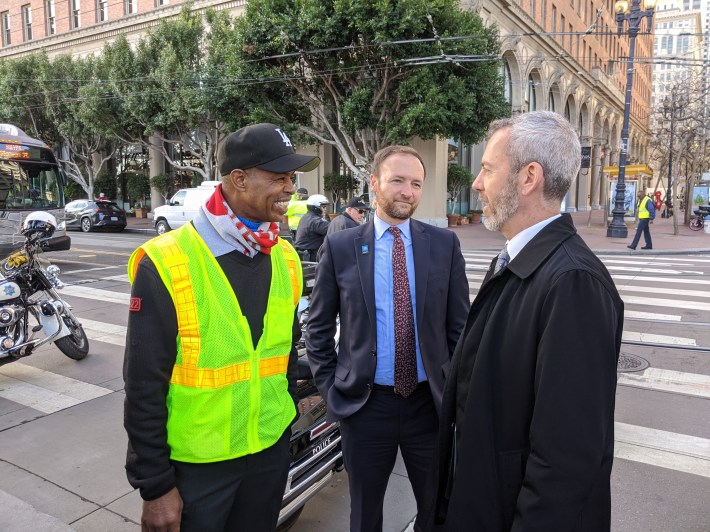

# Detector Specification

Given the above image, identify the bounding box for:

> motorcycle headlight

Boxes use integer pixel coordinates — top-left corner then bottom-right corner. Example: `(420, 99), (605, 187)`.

(46, 265), (61, 278)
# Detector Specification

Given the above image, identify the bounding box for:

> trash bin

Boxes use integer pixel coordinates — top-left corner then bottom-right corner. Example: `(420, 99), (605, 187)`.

(704, 215), (710, 234)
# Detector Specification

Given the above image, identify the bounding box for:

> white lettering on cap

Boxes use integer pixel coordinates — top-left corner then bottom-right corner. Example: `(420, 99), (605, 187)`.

(275, 128), (293, 148)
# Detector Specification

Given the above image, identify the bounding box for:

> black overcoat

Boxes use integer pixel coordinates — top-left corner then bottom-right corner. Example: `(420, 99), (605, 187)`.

(427, 214), (624, 532)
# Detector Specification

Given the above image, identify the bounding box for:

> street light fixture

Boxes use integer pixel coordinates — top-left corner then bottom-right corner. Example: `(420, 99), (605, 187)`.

(607, 0), (657, 238)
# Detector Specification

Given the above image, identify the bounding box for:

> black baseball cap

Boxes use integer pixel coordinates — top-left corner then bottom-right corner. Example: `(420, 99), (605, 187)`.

(297, 187), (309, 195)
(218, 123), (320, 176)
(347, 196), (369, 210)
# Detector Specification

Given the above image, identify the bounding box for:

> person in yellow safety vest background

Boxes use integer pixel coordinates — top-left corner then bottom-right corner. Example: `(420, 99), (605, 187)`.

(627, 189), (654, 250)
(123, 123), (320, 532)
(286, 187), (309, 238)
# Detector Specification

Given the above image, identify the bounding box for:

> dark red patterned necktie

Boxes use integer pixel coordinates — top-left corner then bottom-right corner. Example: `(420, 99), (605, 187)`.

(389, 227), (418, 397)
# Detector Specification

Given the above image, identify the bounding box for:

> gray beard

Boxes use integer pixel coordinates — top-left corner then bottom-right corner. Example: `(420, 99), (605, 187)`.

(483, 176), (520, 232)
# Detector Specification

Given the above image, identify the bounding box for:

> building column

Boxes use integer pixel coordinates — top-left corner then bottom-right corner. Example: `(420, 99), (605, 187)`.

(576, 138), (592, 211)
(149, 133), (166, 211)
(409, 137), (448, 227)
(591, 144), (602, 209)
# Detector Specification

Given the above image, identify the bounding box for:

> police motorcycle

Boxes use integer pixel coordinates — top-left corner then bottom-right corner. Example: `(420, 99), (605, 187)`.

(0, 212), (89, 367)
(278, 261), (343, 530)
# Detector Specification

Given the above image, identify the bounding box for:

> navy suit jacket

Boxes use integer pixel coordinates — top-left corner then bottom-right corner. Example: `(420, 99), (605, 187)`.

(305, 218), (470, 421)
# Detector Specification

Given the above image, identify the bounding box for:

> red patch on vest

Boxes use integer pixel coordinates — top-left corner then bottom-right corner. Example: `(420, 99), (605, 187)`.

(129, 297), (142, 312)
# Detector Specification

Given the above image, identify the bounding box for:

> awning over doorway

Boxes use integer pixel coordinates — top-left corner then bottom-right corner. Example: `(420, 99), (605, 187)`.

(602, 164), (653, 177)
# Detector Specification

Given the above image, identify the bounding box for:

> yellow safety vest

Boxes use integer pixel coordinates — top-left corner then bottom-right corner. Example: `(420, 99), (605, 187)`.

(638, 196), (651, 219)
(286, 200), (308, 230)
(128, 224), (302, 463)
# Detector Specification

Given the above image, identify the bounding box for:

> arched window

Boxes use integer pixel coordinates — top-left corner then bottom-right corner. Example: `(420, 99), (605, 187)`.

(564, 100), (571, 121)
(527, 75), (537, 111)
(548, 90), (556, 112)
(503, 62), (512, 104)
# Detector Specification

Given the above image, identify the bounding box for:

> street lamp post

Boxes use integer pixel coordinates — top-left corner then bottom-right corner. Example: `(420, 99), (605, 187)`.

(607, 0), (657, 238)
(664, 89), (675, 218)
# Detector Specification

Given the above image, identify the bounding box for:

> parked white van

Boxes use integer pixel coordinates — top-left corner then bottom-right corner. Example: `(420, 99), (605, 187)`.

(153, 181), (220, 234)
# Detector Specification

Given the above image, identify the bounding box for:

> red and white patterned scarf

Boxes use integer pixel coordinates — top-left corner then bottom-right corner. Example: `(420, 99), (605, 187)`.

(201, 184), (279, 258)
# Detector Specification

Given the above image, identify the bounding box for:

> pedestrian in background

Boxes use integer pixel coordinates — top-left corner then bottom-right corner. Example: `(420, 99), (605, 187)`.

(307, 145), (469, 532)
(286, 187), (309, 237)
(123, 123), (319, 532)
(426, 111), (623, 531)
(295, 194), (330, 261)
(327, 195), (370, 235)
(628, 189), (654, 250)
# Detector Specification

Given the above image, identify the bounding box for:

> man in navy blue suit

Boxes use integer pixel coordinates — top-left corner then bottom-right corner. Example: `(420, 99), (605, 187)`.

(306, 145), (469, 532)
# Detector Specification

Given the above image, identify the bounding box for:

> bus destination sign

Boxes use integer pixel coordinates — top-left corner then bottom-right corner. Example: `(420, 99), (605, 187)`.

(0, 142), (36, 160)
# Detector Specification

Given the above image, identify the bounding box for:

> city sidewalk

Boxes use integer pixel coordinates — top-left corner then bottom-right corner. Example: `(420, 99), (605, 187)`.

(126, 209), (710, 254)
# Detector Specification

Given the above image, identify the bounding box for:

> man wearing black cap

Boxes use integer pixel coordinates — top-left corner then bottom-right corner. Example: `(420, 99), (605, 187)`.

(124, 123), (319, 532)
(327, 196), (370, 235)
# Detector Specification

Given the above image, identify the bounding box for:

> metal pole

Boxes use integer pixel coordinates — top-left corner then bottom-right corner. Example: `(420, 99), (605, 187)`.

(607, 26), (637, 238)
(607, 0), (655, 236)
(666, 90), (674, 217)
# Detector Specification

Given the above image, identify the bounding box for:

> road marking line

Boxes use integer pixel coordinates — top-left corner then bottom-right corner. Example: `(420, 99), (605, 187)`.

(69, 247), (131, 257)
(618, 368), (710, 399)
(607, 266), (703, 275)
(79, 318), (127, 347)
(613, 274), (710, 286)
(62, 266), (120, 275)
(103, 274), (129, 282)
(614, 422), (710, 478)
(621, 295), (710, 311)
(0, 364), (112, 414)
(618, 285), (710, 299)
(625, 310), (682, 321)
(621, 331), (696, 346)
(60, 285), (130, 305)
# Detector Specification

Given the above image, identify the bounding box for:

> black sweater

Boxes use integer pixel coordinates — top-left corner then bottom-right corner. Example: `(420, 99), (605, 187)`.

(123, 248), (300, 500)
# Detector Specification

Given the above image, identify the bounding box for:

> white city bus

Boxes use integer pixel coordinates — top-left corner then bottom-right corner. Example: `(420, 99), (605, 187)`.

(0, 124), (70, 253)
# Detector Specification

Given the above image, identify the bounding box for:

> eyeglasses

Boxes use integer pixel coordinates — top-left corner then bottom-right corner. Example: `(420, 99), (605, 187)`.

(357, 209), (367, 215)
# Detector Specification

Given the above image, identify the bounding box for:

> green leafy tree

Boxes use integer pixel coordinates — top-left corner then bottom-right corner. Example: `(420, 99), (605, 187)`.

(0, 54), (61, 146)
(323, 172), (360, 209)
(150, 173), (173, 202)
(446, 163), (473, 214)
(64, 180), (85, 202)
(231, 0), (509, 181)
(127, 173), (151, 207)
(34, 53), (116, 199)
(88, 8), (245, 181)
(94, 171), (118, 200)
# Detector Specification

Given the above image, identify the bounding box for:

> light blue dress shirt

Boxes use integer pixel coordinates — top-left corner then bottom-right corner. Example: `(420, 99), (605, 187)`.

(372, 214), (426, 385)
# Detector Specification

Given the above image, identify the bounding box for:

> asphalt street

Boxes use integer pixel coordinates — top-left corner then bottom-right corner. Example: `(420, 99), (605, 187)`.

(0, 229), (708, 531)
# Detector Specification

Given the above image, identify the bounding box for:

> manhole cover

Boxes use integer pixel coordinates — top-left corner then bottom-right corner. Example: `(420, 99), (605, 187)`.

(617, 353), (649, 373)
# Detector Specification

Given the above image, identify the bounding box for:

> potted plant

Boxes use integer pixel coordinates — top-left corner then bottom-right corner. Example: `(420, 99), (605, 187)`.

(127, 172), (151, 218)
(447, 163), (474, 226)
(470, 209), (483, 224)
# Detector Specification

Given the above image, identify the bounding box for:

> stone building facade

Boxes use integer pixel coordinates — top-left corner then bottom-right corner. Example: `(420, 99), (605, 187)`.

(0, 0), (656, 222)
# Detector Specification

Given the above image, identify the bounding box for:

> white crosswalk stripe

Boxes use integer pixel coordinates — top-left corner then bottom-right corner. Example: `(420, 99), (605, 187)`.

(0, 363), (112, 414)
(614, 423), (710, 478)
(618, 368), (710, 399)
(60, 285), (130, 305)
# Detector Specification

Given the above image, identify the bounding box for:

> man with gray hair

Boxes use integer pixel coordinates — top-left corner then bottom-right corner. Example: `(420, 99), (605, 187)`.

(425, 111), (624, 531)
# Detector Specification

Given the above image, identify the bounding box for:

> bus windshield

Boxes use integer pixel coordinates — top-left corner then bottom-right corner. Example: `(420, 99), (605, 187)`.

(0, 124), (69, 253)
(0, 159), (64, 210)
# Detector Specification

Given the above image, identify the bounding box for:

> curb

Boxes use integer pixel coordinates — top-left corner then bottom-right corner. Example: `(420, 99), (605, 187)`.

(124, 227), (155, 235)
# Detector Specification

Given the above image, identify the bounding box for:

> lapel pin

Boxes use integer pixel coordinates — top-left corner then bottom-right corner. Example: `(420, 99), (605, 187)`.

(361, 245), (369, 254)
